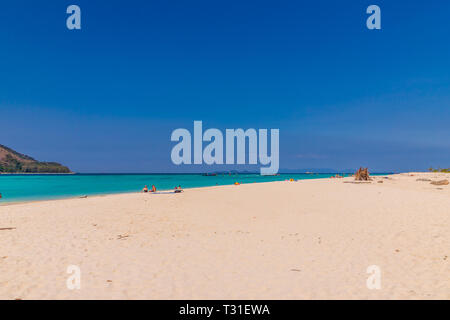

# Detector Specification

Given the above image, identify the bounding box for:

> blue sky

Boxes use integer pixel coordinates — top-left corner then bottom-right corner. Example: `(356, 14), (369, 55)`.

(1, 0), (449, 173)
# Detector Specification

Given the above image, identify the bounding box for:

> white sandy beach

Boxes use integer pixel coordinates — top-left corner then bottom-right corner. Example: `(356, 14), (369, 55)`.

(0, 173), (449, 300)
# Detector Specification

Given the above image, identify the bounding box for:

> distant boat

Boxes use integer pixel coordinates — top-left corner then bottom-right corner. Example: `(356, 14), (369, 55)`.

(202, 173), (217, 176)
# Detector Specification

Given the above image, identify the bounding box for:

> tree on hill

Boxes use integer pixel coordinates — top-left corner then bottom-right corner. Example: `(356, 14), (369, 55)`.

(0, 145), (71, 173)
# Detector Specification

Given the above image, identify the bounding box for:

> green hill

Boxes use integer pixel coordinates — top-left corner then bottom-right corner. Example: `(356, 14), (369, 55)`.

(0, 144), (71, 173)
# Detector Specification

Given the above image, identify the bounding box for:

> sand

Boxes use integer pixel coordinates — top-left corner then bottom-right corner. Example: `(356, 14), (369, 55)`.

(0, 172), (449, 300)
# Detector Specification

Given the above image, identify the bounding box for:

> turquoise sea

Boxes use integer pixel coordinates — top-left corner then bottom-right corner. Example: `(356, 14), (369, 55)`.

(0, 173), (381, 203)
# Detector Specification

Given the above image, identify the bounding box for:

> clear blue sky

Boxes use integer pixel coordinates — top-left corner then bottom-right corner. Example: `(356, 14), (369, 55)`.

(1, 1), (449, 173)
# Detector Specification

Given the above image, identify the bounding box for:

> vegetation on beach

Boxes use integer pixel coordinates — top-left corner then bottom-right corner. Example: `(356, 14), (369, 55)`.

(0, 144), (71, 173)
(428, 167), (450, 173)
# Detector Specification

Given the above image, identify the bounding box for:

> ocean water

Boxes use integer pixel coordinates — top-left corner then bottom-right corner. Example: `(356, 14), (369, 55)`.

(0, 173), (377, 203)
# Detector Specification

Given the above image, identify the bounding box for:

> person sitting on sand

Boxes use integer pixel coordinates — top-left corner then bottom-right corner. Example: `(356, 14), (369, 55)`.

(143, 185), (148, 193)
(151, 185), (157, 192)
(174, 186), (183, 193)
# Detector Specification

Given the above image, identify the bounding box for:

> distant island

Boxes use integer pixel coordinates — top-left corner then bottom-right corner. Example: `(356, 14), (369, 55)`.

(0, 144), (71, 174)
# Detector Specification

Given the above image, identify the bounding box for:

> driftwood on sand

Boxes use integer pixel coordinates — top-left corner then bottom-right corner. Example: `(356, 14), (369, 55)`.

(430, 180), (449, 186)
(355, 167), (371, 181)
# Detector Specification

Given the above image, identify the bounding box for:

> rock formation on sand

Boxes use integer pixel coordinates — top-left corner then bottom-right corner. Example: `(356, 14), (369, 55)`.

(355, 167), (370, 181)
(0, 144), (71, 173)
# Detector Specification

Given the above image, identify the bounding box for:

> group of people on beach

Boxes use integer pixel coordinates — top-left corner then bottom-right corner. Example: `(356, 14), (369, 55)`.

(142, 185), (157, 193)
(142, 185), (183, 193)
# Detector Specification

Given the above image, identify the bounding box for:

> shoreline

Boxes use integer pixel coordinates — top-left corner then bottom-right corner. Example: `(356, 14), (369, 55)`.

(0, 178), (316, 206)
(0, 173), (394, 206)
